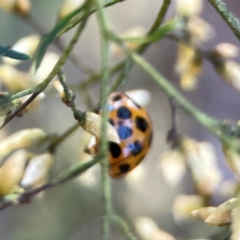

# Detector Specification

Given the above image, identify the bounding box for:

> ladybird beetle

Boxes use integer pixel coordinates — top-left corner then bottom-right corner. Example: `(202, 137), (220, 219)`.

(107, 91), (153, 178)
(85, 91), (153, 178)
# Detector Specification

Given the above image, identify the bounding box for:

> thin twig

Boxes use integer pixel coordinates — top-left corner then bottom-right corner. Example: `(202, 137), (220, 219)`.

(208, 0), (240, 41)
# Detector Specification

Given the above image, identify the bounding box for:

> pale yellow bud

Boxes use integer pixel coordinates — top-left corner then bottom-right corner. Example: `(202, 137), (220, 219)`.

(0, 128), (46, 160)
(53, 80), (73, 105)
(173, 195), (205, 221)
(0, 149), (28, 197)
(0, 0), (30, 15)
(217, 61), (240, 92)
(180, 73), (198, 91)
(181, 138), (222, 196)
(0, 65), (32, 92)
(159, 150), (186, 187)
(134, 217), (176, 240)
(231, 199), (240, 240)
(222, 144), (240, 177)
(59, 0), (84, 19)
(15, 0), (30, 16)
(175, 0), (203, 17)
(187, 16), (214, 44)
(3, 35), (40, 66)
(31, 52), (60, 85)
(213, 43), (239, 59)
(21, 152), (54, 189)
(192, 198), (237, 226)
(82, 112), (120, 144)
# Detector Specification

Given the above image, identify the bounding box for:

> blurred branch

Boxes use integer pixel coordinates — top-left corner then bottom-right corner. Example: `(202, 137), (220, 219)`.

(111, 215), (137, 240)
(208, 0), (240, 41)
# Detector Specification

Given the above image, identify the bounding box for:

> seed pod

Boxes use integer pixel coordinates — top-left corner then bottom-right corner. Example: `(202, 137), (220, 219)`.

(21, 153), (54, 189)
(0, 149), (28, 197)
(0, 128), (46, 160)
(82, 112), (120, 144)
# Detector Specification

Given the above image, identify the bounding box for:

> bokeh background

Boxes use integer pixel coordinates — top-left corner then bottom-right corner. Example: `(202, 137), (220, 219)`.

(0, 0), (240, 239)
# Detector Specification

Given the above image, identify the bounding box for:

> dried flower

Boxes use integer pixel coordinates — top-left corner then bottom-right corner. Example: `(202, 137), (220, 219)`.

(192, 198), (237, 226)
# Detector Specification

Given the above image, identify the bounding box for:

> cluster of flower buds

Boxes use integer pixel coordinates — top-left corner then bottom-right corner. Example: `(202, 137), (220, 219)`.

(160, 137), (221, 197)
(0, 129), (54, 197)
(175, 0), (214, 91)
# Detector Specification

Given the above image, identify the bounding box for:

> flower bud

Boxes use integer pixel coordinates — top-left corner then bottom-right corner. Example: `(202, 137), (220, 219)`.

(0, 128), (46, 160)
(212, 43), (239, 59)
(0, 65), (32, 92)
(21, 152), (54, 189)
(159, 150), (186, 187)
(173, 195), (205, 221)
(0, 149), (28, 197)
(125, 89), (151, 107)
(0, 0), (30, 15)
(59, 0), (84, 19)
(175, 0), (203, 17)
(82, 112), (120, 144)
(134, 217), (176, 240)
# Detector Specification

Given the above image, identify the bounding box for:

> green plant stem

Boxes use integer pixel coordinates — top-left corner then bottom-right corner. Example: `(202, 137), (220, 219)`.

(94, 0), (112, 239)
(208, 0), (240, 41)
(111, 215), (137, 240)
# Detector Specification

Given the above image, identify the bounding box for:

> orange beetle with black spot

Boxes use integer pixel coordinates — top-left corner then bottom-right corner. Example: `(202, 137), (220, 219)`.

(85, 91), (153, 178)
(106, 92), (153, 178)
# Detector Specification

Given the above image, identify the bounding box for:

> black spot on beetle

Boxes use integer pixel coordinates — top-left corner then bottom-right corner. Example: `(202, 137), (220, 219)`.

(128, 141), (143, 155)
(109, 142), (122, 158)
(148, 132), (153, 147)
(135, 116), (148, 132)
(117, 106), (132, 119)
(112, 94), (122, 101)
(118, 163), (130, 174)
(117, 126), (133, 140)
(108, 118), (114, 126)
